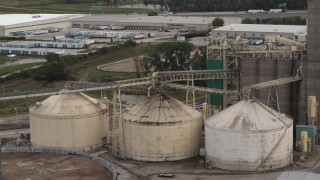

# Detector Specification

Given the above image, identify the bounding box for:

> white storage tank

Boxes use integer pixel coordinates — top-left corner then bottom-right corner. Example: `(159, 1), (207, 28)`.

(30, 93), (109, 151)
(205, 99), (293, 171)
(122, 94), (202, 161)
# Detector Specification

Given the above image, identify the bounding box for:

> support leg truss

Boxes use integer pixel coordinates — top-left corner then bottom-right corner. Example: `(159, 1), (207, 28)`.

(267, 86), (280, 112)
(186, 79), (195, 108)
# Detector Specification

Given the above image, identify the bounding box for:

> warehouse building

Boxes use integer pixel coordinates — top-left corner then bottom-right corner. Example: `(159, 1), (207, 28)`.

(0, 47), (64, 56)
(71, 15), (241, 32)
(0, 14), (84, 36)
(0, 40), (90, 49)
(212, 24), (307, 41)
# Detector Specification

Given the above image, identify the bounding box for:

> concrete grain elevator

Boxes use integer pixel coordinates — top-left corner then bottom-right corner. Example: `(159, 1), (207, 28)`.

(298, 0), (320, 125)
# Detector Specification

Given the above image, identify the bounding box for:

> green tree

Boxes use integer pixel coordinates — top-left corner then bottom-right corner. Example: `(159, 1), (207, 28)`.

(242, 18), (254, 24)
(150, 42), (194, 71)
(46, 53), (60, 63)
(270, 17), (283, 25)
(148, 11), (158, 16)
(33, 54), (70, 82)
(212, 17), (224, 27)
(190, 47), (206, 70)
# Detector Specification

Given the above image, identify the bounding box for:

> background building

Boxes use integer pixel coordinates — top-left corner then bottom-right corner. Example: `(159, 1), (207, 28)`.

(212, 24), (306, 42)
(0, 14), (84, 36)
(71, 15), (241, 32)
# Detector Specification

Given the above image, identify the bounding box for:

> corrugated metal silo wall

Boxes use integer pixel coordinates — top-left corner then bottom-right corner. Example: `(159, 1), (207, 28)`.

(300, 0), (320, 125)
(240, 58), (300, 119)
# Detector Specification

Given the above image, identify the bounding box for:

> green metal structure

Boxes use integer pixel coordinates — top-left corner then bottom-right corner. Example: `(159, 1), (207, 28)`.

(206, 59), (223, 106)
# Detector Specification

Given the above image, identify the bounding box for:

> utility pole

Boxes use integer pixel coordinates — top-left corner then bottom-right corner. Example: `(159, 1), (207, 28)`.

(41, 0), (44, 13)
(0, 138), (2, 180)
(80, 0), (83, 12)
(14, 107), (18, 125)
(2, 87), (5, 107)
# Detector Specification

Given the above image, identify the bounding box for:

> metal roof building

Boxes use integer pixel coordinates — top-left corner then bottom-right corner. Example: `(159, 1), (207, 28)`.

(71, 14), (241, 31)
(212, 24), (306, 39)
(0, 14), (84, 36)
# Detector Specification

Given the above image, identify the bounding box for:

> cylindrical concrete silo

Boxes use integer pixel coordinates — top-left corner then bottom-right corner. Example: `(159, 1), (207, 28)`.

(205, 99), (293, 171)
(30, 93), (109, 151)
(122, 94), (202, 161)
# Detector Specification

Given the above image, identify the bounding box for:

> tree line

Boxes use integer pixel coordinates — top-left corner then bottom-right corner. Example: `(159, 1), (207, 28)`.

(164, 0), (307, 12)
(242, 16), (306, 25)
(62, 0), (309, 12)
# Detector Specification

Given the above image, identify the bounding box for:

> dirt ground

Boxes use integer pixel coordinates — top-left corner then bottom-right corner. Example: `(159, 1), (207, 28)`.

(98, 58), (142, 72)
(2, 153), (112, 180)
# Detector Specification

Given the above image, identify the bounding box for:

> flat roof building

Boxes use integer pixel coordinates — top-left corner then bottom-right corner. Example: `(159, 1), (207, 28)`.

(0, 47), (64, 56)
(0, 14), (84, 36)
(212, 24), (307, 40)
(72, 15), (241, 31)
(0, 40), (87, 49)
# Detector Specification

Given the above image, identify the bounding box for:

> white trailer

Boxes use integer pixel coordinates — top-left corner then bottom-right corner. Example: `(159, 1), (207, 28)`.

(96, 25), (109, 30)
(111, 26), (126, 30)
(133, 34), (144, 39)
(269, 9), (283, 13)
(246, 9), (266, 13)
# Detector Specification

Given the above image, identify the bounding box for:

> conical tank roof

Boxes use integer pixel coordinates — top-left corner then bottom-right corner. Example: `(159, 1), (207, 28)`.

(123, 94), (202, 124)
(205, 99), (292, 131)
(30, 93), (103, 118)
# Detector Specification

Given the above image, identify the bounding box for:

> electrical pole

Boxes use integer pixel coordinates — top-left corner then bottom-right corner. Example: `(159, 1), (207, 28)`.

(0, 138), (3, 180)
(41, 0), (44, 13)
(2, 87), (4, 107)
(81, 0), (83, 12)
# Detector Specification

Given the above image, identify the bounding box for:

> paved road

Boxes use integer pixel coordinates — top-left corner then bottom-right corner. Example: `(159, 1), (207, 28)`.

(0, 128), (29, 138)
(0, 114), (29, 125)
(0, 58), (46, 68)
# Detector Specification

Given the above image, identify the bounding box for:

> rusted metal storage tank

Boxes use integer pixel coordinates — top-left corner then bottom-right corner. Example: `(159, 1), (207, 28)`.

(205, 99), (293, 171)
(122, 94), (202, 161)
(30, 93), (109, 151)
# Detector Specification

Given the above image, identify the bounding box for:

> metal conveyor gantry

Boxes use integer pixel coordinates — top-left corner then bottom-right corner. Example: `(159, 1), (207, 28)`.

(0, 69), (238, 101)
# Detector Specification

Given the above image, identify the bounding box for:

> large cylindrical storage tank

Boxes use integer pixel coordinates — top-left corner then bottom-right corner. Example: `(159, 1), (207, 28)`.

(205, 99), (293, 171)
(122, 94), (202, 161)
(30, 93), (109, 151)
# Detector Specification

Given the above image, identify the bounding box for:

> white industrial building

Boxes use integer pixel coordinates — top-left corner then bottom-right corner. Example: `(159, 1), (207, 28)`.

(0, 47), (64, 56)
(71, 15), (241, 31)
(0, 40), (89, 49)
(212, 24), (307, 41)
(0, 14), (84, 36)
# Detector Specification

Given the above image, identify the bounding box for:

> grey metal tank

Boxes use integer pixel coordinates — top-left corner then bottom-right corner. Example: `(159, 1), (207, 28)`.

(205, 99), (293, 171)
(30, 93), (109, 151)
(122, 94), (202, 161)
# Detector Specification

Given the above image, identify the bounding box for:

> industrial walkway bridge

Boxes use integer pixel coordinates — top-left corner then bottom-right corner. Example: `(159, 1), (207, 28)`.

(0, 69), (238, 101)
